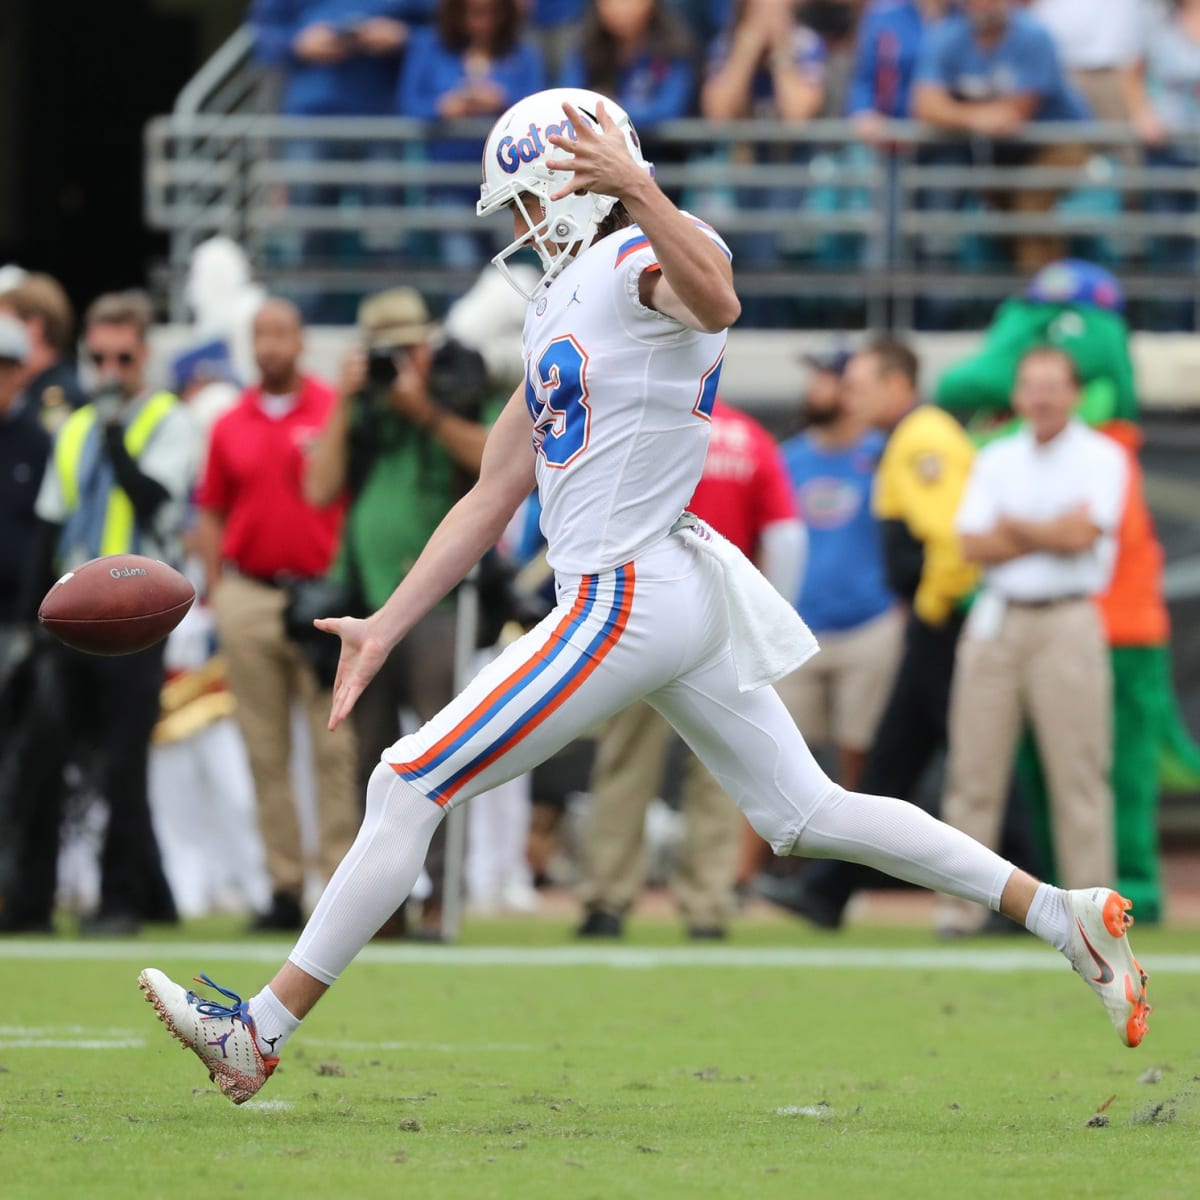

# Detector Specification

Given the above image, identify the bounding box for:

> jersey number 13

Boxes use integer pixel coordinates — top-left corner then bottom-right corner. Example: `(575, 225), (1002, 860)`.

(525, 335), (723, 467)
(525, 335), (591, 469)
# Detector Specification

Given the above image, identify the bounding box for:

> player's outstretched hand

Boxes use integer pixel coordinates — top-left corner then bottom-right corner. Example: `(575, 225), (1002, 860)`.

(313, 615), (391, 729)
(546, 101), (642, 203)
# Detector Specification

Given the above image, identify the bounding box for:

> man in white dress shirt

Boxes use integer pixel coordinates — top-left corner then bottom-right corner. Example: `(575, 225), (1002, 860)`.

(936, 344), (1128, 935)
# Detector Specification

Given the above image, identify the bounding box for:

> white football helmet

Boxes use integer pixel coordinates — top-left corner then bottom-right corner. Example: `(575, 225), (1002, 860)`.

(477, 88), (653, 300)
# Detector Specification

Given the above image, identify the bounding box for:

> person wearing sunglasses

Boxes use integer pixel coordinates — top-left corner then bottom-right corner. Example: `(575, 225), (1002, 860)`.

(0, 291), (200, 938)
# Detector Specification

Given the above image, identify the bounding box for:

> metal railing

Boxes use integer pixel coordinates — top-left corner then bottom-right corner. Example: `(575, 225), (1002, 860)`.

(175, 26), (259, 118)
(144, 105), (1200, 327)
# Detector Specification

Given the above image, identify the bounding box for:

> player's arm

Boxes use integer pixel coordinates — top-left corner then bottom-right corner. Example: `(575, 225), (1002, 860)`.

(546, 101), (740, 333)
(318, 386), (536, 727)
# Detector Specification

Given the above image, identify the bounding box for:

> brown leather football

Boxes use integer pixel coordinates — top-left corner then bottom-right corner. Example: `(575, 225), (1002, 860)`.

(38, 554), (196, 656)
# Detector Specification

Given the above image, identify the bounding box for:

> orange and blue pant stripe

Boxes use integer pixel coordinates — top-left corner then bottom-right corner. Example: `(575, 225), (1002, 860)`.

(391, 563), (635, 807)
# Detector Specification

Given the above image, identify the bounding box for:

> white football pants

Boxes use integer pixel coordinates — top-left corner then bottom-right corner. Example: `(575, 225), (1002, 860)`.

(291, 533), (1014, 983)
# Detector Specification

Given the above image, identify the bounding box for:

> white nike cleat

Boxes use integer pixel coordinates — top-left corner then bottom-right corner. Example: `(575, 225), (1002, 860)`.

(1062, 888), (1151, 1048)
(137, 968), (279, 1104)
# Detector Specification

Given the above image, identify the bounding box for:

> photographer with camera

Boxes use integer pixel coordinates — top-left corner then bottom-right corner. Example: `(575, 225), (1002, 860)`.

(305, 286), (491, 937)
(197, 297), (359, 934)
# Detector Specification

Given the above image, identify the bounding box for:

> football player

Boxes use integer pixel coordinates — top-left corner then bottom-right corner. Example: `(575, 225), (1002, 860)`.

(139, 89), (1149, 1103)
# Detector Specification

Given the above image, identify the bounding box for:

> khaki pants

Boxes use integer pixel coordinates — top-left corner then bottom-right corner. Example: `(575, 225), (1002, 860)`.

(774, 607), (904, 751)
(937, 599), (1113, 932)
(1070, 67), (1136, 168)
(212, 574), (359, 899)
(578, 700), (741, 929)
(1070, 67), (1127, 125)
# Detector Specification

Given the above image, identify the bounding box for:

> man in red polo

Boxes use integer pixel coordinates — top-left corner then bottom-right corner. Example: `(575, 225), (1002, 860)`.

(196, 298), (356, 931)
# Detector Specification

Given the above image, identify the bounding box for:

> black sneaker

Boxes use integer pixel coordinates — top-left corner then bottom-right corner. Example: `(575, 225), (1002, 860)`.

(687, 926), (727, 941)
(575, 909), (623, 938)
(248, 892), (303, 933)
(752, 873), (845, 930)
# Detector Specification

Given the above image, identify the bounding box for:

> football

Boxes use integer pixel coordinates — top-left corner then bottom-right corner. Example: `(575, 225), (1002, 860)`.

(38, 554), (196, 656)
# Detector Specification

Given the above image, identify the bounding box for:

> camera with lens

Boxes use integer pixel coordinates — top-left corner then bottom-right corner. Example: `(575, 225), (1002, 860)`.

(366, 344), (408, 389)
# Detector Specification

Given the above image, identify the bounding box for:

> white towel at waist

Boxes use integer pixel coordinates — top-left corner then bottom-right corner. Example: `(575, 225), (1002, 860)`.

(671, 512), (819, 692)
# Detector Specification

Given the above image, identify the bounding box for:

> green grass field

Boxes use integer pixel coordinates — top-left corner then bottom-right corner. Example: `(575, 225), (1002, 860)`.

(1, 919), (1197, 1200)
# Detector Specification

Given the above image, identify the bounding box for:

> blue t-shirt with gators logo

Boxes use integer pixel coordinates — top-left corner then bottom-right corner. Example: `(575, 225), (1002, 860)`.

(781, 429), (893, 633)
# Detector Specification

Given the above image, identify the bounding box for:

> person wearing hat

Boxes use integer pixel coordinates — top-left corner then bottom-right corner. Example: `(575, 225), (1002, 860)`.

(196, 297), (358, 933)
(304, 286), (492, 938)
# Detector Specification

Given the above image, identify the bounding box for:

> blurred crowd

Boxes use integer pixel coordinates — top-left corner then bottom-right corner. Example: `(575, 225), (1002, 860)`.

(245, 0), (1200, 326)
(1, 244), (1192, 940)
(248, 0), (1187, 136)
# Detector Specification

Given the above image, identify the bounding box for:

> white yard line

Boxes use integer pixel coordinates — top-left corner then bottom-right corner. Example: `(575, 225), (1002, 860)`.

(0, 1038), (145, 1049)
(0, 1025), (142, 1036)
(304, 1039), (542, 1052)
(0, 1025), (543, 1054)
(0, 940), (1198, 972)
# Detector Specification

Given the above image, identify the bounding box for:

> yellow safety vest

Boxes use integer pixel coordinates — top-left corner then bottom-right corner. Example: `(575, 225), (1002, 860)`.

(54, 391), (178, 557)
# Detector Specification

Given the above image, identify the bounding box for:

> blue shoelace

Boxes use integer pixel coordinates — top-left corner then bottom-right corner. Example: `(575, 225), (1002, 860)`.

(190, 973), (252, 1026)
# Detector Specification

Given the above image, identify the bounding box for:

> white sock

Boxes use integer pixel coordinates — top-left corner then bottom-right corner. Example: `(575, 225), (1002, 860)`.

(1024, 883), (1071, 952)
(247, 985), (301, 1059)
(288, 762), (446, 984)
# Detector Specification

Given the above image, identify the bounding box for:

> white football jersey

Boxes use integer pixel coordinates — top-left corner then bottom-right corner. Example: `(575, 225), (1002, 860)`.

(521, 217), (730, 574)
